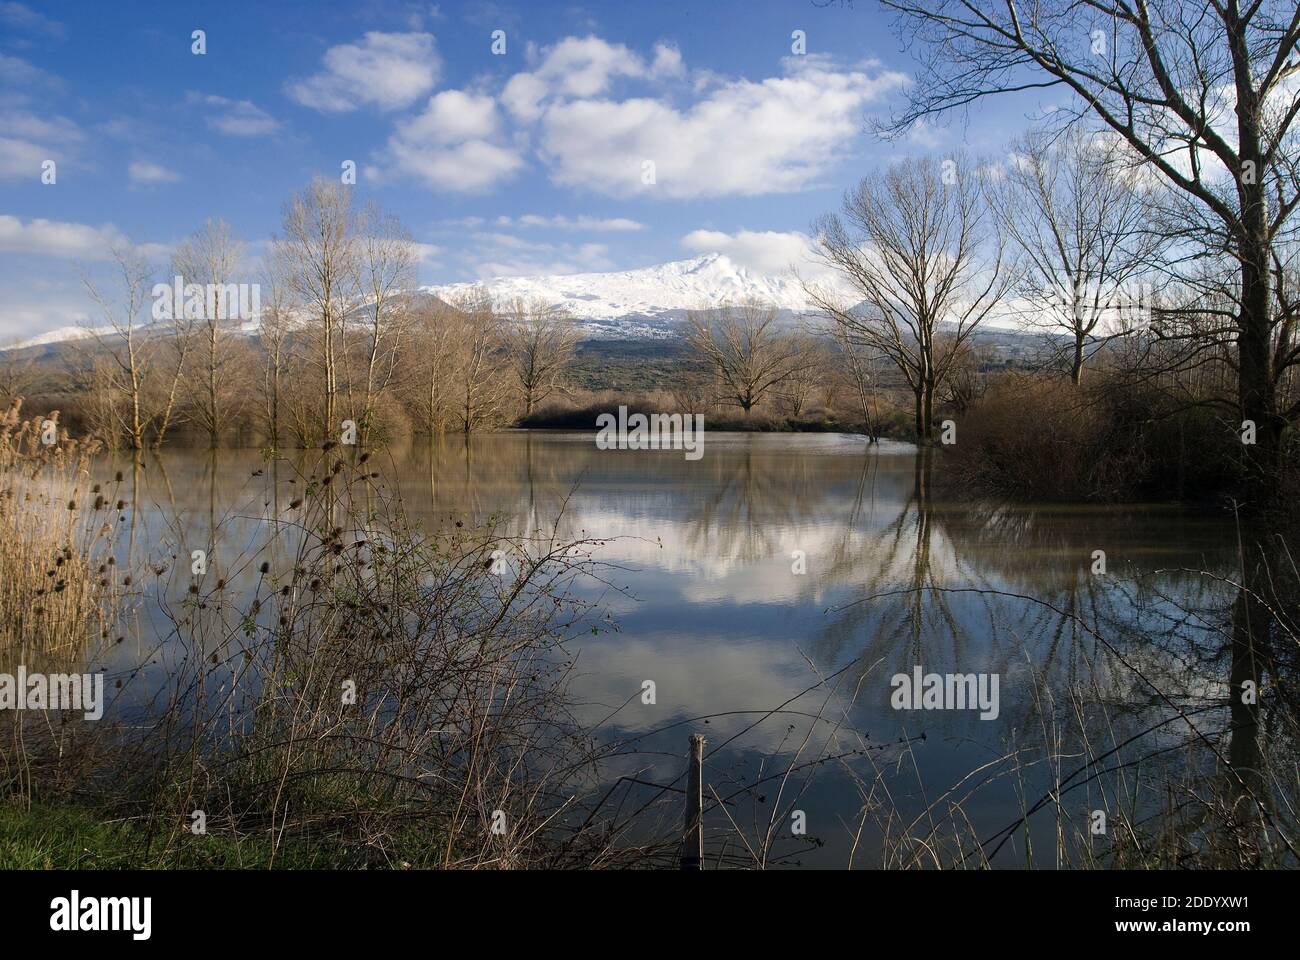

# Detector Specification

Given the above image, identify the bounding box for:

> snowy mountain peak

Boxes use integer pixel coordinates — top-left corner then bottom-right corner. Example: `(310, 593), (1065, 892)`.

(423, 253), (815, 337)
(4, 254), (819, 353)
(6, 325), (104, 351)
(678, 252), (728, 274)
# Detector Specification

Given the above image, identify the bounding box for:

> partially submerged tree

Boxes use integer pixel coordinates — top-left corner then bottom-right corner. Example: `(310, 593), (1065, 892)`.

(171, 218), (245, 445)
(448, 290), (509, 433)
(274, 178), (359, 443)
(151, 299), (195, 449)
(80, 244), (155, 450)
(258, 250), (296, 448)
(352, 204), (416, 445)
(402, 298), (462, 434)
(808, 155), (1012, 440)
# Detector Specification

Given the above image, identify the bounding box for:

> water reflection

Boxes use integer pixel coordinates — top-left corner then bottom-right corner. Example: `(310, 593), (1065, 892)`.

(91, 431), (1295, 866)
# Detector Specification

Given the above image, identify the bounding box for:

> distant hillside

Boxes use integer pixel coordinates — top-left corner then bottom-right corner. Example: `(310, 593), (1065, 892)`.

(2, 249), (1054, 378)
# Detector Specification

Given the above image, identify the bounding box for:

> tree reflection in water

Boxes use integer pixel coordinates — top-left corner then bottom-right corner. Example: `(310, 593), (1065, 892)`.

(100, 432), (1297, 866)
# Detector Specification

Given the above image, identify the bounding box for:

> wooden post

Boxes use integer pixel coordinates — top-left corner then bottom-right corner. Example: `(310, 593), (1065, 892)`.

(681, 733), (705, 870)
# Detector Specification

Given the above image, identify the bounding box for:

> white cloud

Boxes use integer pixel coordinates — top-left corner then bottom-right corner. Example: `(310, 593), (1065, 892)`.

(0, 214), (165, 260)
(899, 117), (945, 149)
(0, 53), (54, 85)
(286, 32), (439, 112)
(0, 109), (80, 180)
(0, 305), (88, 341)
(680, 227), (846, 288)
(375, 36), (903, 200)
(499, 72), (549, 122)
(0, 136), (47, 179)
(189, 93), (279, 136)
(400, 88), (496, 142)
(496, 42), (907, 199)
(0, 2), (63, 39)
(535, 57), (907, 198)
(680, 229), (817, 274)
(380, 90), (523, 192)
(502, 36), (681, 121)
(462, 231), (613, 278)
(650, 43), (685, 80)
(0, 214), (126, 259)
(1, 110), (78, 143)
(506, 214), (644, 231)
(128, 160), (180, 185)
(411, 241), (442, 264)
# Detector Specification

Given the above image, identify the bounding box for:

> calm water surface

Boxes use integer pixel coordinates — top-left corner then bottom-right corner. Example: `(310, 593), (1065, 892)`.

(95, 431), (1241, 867)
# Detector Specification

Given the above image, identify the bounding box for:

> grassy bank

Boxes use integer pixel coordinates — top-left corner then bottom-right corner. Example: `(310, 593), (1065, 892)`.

(0, 801), (343, 869)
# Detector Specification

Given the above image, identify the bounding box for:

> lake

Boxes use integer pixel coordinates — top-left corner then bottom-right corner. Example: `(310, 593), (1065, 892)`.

(92, 430), (1246, 867)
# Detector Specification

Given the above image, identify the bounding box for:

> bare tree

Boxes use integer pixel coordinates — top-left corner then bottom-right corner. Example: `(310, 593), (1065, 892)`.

(938, 339), (990, 415)
(258, 250), (296, 448)
(439, 290), (509, 433)
(171, 218), (245, 444)
(881, 0), (1300, 501)
(777, 332), (829, 417)
(990, 126), (1161, 384)
(670, 370), (715, 415)
(353, 203), (416, 445)
(274, 178), (359, 443)
(281, 352), (323, 449)
(401, 298), (461, 434)
(808, 156), (1012, 440)
(152, 303), (196, 448)
(69, 353), (126, 448)
(503, 297), (579, 417)
(80, 244), (154, 450)
(829, 325), (881, 441)
(685, 301), (806, 414)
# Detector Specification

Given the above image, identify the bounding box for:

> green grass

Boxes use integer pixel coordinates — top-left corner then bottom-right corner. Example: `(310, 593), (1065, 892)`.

(0, 801), (427, 869)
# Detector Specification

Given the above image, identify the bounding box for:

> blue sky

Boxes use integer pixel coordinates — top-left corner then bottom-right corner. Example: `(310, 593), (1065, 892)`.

(0, 0), (1035, 339)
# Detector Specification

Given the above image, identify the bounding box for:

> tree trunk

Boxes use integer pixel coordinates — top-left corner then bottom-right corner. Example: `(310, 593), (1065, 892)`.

(155, 354), (186, 449)
(323, 307), (336, 444)
(208, 325), (219, 447)
(922, 377), (935, 440)
(1237, 217), (1279, 512)
(1232, 19), (1280, 514)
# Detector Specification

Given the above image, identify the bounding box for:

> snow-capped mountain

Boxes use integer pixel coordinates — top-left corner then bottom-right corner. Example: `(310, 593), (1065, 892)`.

(5, 325), (107, 351)
(425, 253), (818, 338)
(2, 253), (821, 352)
